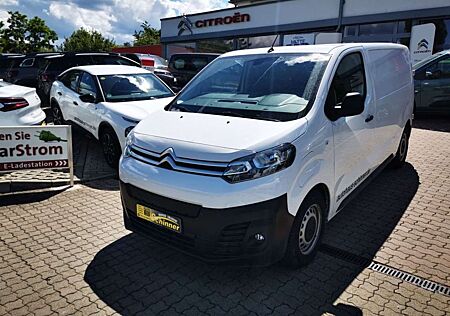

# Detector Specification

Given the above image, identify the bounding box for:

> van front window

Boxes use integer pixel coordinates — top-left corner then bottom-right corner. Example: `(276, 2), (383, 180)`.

(167, 53), (330, 121)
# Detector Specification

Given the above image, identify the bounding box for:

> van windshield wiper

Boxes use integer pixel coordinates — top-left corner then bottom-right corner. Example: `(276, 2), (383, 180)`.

(218, 99), (258, 105)
(172, 104), (196, 113)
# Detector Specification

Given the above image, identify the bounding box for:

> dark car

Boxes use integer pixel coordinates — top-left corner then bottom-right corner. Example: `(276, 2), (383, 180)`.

(0, 54), (25, 80)
(168, 53), (220, 91)
(4, 53), (61, 88)
(37, 52), (139, 106)
(413, 50), (450, 114)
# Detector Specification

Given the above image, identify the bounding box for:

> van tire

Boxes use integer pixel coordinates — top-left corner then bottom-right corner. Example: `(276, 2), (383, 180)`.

(100, 126), (121, 169)
(283, 190), (326, 268)
(390, 128), (409, 168)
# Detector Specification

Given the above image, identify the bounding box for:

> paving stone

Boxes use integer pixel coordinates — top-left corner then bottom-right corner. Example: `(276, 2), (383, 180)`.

(0, 121), (449, 315)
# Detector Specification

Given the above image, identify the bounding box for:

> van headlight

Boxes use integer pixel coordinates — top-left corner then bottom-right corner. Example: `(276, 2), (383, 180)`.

(223, 144), (295, 183)
(123, 131), (135, 158)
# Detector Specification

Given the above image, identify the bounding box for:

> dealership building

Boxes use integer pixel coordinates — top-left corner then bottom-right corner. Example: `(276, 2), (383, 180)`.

(160, 0), (450, 60)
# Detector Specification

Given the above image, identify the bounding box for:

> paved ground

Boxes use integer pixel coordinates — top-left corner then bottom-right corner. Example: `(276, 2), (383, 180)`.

(0, 119), (449, 315)
(0, 126), (116, 193)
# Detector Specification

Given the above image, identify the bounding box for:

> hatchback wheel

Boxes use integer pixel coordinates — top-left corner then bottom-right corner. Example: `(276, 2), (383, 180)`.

(51, 102), (64, 125)
(283, 190), (326, 267)
(100, 127), (121, 169)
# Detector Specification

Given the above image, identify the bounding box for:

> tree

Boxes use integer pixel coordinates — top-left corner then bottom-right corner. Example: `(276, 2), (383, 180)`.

(26, 16), (58, 52)
(133, 21), (160, 46)
(58, 28), (115, 52)
(0, 11), (57, 53)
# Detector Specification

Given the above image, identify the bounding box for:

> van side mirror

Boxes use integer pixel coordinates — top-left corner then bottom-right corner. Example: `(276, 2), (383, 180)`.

(336, 92), (365, 117)
(79, 93), (96, 103)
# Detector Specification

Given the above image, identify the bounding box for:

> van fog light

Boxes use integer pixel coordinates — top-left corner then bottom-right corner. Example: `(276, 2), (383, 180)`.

(254, 233), (265, 241)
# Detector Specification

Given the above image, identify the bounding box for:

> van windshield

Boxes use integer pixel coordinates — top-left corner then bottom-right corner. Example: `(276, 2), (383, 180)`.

(167, 53), (330, 121)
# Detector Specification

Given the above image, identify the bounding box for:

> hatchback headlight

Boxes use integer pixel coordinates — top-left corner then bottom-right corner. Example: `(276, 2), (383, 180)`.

(223, 144), (295, 183)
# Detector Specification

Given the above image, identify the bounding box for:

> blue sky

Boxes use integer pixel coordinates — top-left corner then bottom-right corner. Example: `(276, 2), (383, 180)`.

(0, 0), (230, 45)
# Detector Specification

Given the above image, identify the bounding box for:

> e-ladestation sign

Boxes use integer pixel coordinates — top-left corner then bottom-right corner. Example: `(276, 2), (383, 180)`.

(0, 126), (73, 185)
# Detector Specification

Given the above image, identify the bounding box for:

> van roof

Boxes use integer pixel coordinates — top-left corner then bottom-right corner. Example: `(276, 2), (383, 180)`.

(221, 43), (407, 57)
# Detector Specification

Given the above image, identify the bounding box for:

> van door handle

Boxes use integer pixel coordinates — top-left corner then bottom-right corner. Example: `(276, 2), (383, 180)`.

(365, 115), (374, 123)
(57, 91), (62, 96)
(73, 101), (78, 106)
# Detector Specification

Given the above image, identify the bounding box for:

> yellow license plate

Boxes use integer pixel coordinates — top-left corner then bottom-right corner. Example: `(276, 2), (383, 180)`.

(136, 204), (181, 233)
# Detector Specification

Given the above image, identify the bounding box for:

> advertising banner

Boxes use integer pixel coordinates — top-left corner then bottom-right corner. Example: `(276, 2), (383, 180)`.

(409, 23), (436, 64)
(283, 33), (315, 46)
(0, 126), (73, 184)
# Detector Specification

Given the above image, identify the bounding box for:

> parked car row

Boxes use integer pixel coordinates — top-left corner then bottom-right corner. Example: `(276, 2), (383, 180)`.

(0, 52), (220, 108)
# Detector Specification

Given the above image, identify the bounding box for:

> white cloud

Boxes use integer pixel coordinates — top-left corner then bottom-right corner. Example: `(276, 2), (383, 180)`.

(49, 2), (117, 36)
(0, 11), (10, 27)
(2, 0), (18, 6)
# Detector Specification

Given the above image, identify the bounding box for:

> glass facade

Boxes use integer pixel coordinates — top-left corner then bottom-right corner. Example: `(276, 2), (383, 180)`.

(236, 35), (279, 49)
(343, 18), (450, 53)
(196, 39), (234, 54)
(359, 22), (395, 36)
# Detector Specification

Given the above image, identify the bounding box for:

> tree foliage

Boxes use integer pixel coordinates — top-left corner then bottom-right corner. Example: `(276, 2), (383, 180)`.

(133, 21), (160, 46)
(0, 11), (57, 53)
(58, 28), (115, 52)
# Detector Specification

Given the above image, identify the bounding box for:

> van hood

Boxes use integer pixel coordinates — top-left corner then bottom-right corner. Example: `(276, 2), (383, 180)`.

(102, 96), (174, 122)
(132, 110), (307, 162)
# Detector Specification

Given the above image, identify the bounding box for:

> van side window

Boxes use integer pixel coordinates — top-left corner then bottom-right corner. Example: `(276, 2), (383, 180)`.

(325, 52), (366, 120)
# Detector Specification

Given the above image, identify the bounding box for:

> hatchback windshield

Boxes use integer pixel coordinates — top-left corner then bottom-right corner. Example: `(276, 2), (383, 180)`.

(167, 53), (330, 121)
(99, 73), (174, 102)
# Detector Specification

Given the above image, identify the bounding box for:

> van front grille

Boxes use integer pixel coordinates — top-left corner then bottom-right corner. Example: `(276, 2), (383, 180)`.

(129, 145), (228, 177)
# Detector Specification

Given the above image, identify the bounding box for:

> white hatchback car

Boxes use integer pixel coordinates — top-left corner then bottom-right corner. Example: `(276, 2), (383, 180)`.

(0, 81), (45, 126)
(49, 65), (175, 167)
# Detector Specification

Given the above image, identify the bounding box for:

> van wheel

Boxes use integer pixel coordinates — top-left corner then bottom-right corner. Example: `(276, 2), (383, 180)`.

(51, 102), (65, 125)
(390, 129), (409, 168)
(100, 127), (121, 169)
(283, 190), (326, 267)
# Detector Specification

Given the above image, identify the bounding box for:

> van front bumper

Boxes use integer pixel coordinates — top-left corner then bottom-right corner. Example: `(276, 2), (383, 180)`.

(120, 181), (294, 266)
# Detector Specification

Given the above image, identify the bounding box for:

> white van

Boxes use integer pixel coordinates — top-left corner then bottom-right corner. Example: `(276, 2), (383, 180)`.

(119, 43), (413, 266)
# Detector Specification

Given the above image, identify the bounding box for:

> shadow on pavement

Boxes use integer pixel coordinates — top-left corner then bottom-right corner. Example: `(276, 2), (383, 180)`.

(413, 113), (450, 132)
(0, 187), (69, 207)
(85, 163), (419, 315)
(82, 178), (120, 191)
